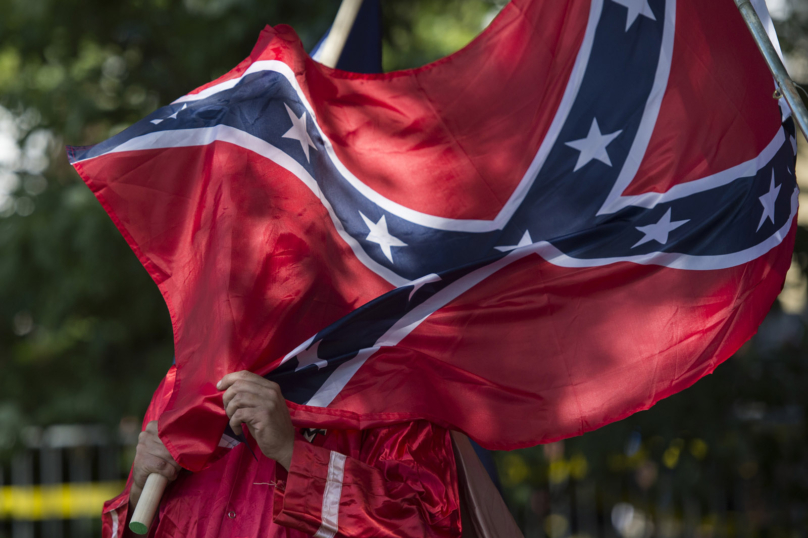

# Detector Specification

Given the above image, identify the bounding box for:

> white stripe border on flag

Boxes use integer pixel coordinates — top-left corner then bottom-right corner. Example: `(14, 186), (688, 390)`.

(302, 185), (798, 408)
(78, 0), (606, 235)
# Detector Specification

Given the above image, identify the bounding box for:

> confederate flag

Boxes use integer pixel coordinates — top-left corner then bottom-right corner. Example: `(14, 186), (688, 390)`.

(68, 0), (797, 472)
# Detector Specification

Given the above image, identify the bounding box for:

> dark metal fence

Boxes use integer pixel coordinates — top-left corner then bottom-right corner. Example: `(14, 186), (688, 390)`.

(2, 424), (806, 538)
(0, 425), (133, 538)
(498, 437), (808, 538)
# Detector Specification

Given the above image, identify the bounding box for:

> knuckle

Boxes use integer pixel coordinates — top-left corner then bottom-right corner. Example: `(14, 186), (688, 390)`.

(138, 432), (153, 447)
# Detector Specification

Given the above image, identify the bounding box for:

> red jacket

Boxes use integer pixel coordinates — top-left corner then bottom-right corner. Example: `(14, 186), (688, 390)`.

(103, 369), (461, 538)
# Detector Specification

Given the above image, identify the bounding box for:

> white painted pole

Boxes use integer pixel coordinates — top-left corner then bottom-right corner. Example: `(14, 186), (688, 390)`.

(317, 0), (365, 68)
(128, 474), (169, 535)
(735, 0), (808, 142)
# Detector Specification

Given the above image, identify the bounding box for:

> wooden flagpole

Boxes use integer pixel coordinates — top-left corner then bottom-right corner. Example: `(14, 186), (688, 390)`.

(735, 0), (808, 142)
(128, 1), (364, 534)
(317, 0), (365, 68)
(129, 474), (169, 534)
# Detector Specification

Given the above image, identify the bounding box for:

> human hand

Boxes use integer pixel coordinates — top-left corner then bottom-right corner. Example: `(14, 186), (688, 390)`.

(129, 421), (181, 510)
(218, 371), (295, 470)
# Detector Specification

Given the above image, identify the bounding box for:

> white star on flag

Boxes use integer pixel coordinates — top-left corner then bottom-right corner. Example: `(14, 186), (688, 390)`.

(167, 104), (187, 120)
(360, 212), (407, 263)
(282, 103), (317, 162)
(757, 171), (781, 231)
(632, 208), (689, 248)
(150, 104), (187, 125)
(612, 0), (657, 31)
(565, 119), (622, 172)
(295, 340), (327, 372)
(495, 230), (534, 252)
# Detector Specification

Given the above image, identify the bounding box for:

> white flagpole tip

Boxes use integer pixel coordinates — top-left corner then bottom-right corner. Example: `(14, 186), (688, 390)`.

(317, 0), (365, 68)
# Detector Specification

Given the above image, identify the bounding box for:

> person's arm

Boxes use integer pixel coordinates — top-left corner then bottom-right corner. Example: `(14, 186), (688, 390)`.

(219, 371), (461, 538)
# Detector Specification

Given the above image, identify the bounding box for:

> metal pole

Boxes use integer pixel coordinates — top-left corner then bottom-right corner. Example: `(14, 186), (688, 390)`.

(735, 0), (808, 142)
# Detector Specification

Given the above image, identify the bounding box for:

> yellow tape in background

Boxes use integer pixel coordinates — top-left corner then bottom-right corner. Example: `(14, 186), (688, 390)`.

(0, 482), (124, 520)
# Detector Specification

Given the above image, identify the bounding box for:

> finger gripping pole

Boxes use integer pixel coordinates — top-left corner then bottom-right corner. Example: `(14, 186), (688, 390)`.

(129, 473), (169, 535)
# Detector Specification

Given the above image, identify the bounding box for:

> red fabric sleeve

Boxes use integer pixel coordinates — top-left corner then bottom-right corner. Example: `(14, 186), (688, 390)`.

(273, 421), (461, 538)
(101, 366), (177, 538)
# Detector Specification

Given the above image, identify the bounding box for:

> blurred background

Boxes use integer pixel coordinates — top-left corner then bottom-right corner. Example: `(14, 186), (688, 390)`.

(0, 0), (807, 536)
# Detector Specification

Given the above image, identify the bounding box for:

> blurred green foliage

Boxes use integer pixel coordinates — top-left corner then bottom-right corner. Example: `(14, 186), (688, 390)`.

(1, 0), (807, 534)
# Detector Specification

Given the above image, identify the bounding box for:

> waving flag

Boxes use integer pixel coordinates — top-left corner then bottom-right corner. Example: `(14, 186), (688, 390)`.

(68, 0), (797, 471)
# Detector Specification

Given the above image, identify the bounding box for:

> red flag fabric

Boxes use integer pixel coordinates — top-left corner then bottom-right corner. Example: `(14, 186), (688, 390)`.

(68, 0), (797, 472)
